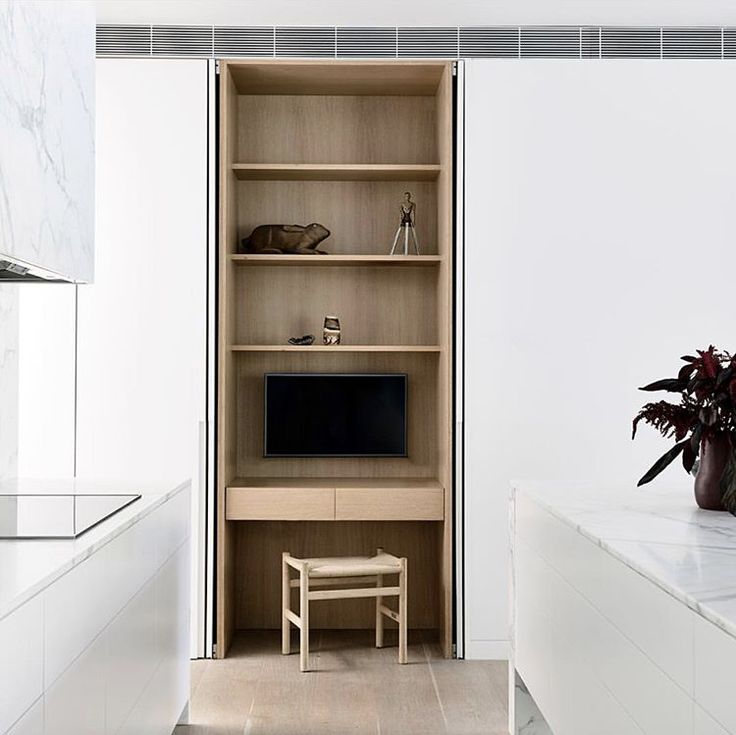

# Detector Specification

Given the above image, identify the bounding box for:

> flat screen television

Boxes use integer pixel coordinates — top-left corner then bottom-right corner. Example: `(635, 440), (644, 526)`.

(264, 373), (407, 457)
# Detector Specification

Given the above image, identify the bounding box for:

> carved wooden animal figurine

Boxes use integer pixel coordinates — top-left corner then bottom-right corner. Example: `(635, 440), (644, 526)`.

(240, 223), (330, 255)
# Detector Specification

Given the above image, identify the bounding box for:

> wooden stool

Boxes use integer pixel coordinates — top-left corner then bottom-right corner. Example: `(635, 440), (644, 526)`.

(281, 547), (408, 672)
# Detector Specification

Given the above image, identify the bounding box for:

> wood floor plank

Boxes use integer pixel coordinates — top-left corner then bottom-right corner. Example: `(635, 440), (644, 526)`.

(180, 631), (508, 735)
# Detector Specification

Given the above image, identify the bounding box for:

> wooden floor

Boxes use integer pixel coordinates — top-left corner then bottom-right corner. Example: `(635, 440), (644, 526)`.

(176, 630), (508, 735)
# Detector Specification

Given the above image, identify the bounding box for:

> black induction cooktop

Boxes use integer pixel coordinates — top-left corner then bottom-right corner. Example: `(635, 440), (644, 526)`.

(0, 493), (141, 539)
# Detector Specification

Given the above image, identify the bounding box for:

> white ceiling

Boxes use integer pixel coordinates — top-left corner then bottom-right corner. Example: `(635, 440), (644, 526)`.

(93, 0), (736, 28)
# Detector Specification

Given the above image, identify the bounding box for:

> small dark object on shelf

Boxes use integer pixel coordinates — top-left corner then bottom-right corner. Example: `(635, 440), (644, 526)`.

(240, 223), (330, 255)
(323, 316), (341, 345)
(288, 334), (315, 346)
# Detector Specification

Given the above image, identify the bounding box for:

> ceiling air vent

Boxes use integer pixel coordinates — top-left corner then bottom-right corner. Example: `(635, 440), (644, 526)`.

(601, 27), (660, 58)
(337, 27), (396, 58)
(662, 27), (721, 58)
(398, 27), (458, 58)
(520, 27), (579, 58)
(96, 24), (151, 56)
(581, 27), (600, 58)
(724, 28), (736, 58)
(152, 25), (213, 57)
(276, 27), (336, 57)
(214, 27), (274, 57)
(459, 27), (518, 58)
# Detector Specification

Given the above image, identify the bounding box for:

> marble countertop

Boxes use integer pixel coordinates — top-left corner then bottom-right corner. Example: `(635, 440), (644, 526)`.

(515, 482), (736, 640)
(0, 477), (188, 622)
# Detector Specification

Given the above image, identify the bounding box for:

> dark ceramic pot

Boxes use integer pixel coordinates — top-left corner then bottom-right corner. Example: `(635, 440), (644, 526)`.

(694, 435), (735, 511)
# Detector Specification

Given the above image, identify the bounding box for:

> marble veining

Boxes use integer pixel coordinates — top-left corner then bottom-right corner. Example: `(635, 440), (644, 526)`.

(0, 477), (188, 622)
(0, 0), (94, 281)
(0, 284), (18, 480)
(516, 482), (736, 640)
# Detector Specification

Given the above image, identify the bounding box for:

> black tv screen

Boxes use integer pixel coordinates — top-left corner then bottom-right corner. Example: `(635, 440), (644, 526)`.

(264, 373), (407, 457)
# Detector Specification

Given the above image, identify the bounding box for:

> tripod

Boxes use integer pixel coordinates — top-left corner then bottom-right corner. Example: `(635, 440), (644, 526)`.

(389, 223), (420, 256)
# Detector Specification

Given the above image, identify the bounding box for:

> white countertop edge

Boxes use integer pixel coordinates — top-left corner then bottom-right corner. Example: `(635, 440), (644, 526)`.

(0, 479), (189, 623)
(512, 483), (736, 641)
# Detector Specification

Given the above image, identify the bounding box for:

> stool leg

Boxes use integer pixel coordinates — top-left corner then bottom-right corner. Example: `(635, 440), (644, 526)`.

(282, 552), (290, 655)
(399, 558), (408, 664)
(300, 564), (309, 672)
(375, 573), (384, 648)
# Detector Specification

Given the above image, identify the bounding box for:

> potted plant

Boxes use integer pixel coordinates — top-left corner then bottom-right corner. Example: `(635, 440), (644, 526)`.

(632, 346), (736, 512)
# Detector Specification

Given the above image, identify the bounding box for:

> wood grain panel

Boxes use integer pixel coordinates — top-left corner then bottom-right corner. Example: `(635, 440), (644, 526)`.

(233, 352), (438, 480)
(227, 487), (335, 521)
(234, 265), (438, 346)
(335, 486), (444, 520)
(227, 60), (446, 96)
(236, 95), (437, 164)
(236, 180), (438, 255)
(233, 521), (439, 630)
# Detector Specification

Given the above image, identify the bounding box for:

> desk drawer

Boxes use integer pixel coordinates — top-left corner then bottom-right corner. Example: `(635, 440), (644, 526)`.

(226, 487), (335, 520)
(335, 487), (444, 520)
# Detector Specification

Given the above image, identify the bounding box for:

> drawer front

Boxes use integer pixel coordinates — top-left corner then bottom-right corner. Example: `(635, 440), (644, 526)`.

(226, 488), (335, 520)
(694, 615), (736, 734)
(515, 538), (693, 735)
(44, 631), (106, 735)
(0, 596), (43, 733)
(335, 487), (444, 520)
(6, 698), (43, 735)
(515, 493), (695, 695)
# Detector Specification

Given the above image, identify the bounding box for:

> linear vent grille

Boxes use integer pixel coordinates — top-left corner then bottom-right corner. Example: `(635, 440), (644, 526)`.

(96, 24), (736, 60)
(96, 24), (151, 56)
(520, 27), (579, 58)
(663, 27), (721, 58)
(724, 28), (736, 58)
(152, 25), (213, 57)
(214, 26), (274, 57)
(398, 27), (458, 58)
(276, 27), (335, 57)
(581, 27), (600, 58)
(459, 27), (518, 58)
(337, 27), (396, 57)
(601, 27), (660, 58)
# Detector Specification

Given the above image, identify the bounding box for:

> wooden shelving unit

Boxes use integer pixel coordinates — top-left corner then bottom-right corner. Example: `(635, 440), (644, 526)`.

(217, 60), (454, 659)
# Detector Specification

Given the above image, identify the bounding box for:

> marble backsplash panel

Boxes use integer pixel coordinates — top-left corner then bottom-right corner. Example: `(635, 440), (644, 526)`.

(0, 0), (95, 282)
(0, 285), (18, 479)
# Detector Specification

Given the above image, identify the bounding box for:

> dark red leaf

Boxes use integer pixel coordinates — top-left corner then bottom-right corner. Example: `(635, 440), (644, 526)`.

(637, 440), (687, 487)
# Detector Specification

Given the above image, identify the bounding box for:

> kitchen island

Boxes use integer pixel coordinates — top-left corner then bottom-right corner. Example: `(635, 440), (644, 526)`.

(0, 478), (190, 735)
(511, 483), (736, 735)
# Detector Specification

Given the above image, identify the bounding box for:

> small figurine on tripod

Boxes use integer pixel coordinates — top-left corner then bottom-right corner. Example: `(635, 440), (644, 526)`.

(389, 191), (420, 256)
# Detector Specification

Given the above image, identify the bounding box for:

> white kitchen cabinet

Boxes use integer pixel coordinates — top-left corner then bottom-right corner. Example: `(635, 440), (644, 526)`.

(0, 597), (43, 733)
(44, 632), (107, 735)
(6, 700), (43, 735)
(0, 481), (190, 735)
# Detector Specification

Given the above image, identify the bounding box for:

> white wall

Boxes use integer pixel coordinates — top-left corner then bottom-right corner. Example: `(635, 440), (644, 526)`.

(94, 0), (736, 26)
(463, 60), (736, 659)
(17, 286), (76, 478)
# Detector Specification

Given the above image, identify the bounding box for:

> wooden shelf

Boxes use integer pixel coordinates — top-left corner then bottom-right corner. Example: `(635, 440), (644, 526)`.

(230, 344), (442, 353)
(230, 254), (443, 267)
(231, 163), (441, 182)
